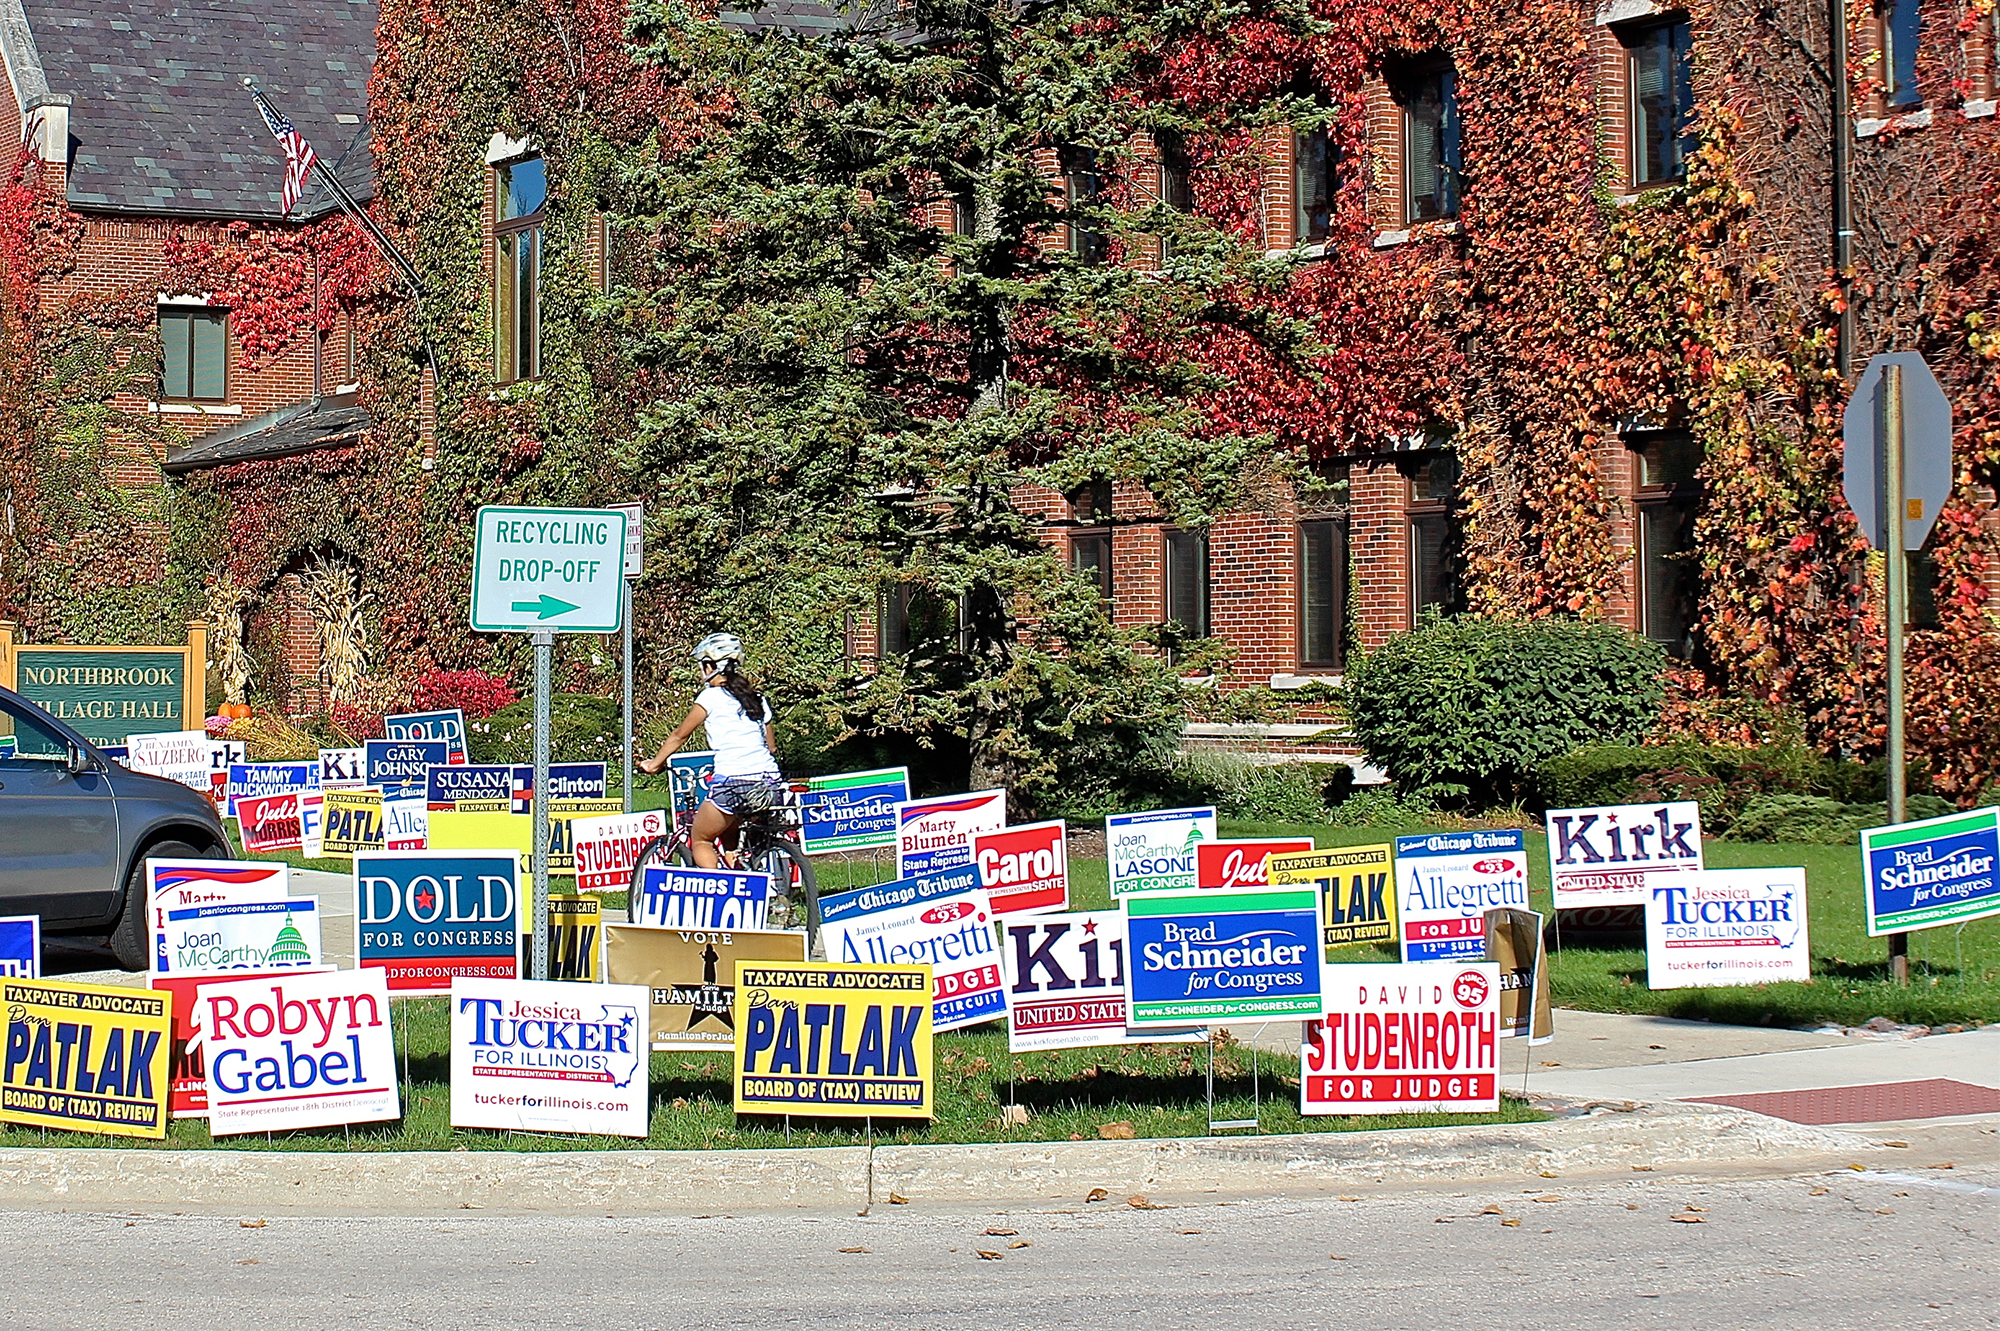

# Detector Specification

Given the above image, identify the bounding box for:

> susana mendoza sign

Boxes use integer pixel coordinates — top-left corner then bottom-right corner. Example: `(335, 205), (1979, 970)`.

(733, 962), (934, 1118)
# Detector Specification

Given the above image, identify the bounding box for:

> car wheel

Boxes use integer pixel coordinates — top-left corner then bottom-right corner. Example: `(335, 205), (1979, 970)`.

(108, 840), (207, 972)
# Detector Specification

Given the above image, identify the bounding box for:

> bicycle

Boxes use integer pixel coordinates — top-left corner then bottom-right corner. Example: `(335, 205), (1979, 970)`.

(627, 780), (822, 956)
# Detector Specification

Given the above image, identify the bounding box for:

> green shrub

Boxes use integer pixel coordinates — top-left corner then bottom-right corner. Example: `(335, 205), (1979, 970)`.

(1140, 748), (1338, 823)
(1536, 736), (1912, 831)
(1725, 793), (1955, 844)
(1329, 785), (1441, 828)
(469, 693), (624, 775)
(1341, 616), (1665, 807)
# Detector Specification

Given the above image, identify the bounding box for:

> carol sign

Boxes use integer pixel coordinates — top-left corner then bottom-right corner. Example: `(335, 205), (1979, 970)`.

(972, 820), (1068, 916)
(1861, 806), (2000, 935)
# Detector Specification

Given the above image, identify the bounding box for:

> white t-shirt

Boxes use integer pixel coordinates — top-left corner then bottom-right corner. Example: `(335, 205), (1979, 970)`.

(698, 685), (779, 780)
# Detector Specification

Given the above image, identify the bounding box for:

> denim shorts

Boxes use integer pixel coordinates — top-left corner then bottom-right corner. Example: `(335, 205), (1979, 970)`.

(710, 776), (784, 816)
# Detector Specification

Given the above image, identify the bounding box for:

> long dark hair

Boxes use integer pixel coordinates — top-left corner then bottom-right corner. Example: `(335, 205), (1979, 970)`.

(713, 662), (766, 722)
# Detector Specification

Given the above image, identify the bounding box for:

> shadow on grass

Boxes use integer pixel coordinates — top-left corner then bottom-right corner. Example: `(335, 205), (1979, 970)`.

(1001, 1069), (1268, 1113)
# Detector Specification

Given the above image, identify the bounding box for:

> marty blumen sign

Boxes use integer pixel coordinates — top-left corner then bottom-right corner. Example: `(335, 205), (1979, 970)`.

(451, 977), (650, 1138)
(605, 925), (805, 1050)
(1267, 844), (1397, 958)
(1, 979), (172, 1138)
(1545, 801), (1703, 908)
(895, 789), (1007, 878)
(1646, 868), (1812, 989)
(1301, 963), (1501, 1115)
(1860, 806), (2000, 936)
(1123, 887), (1323, 1027)
(1000, 910), (1203, 1053)
(199, 968), (400, 1136)
(733, 963), (934, 1118)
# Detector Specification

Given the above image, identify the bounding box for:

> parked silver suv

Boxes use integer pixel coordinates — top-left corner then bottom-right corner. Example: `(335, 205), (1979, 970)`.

(0, 683), (229, 970)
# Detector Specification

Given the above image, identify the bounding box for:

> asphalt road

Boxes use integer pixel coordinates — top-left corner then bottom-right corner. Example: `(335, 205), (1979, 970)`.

(3, 1166), (1992, 1329)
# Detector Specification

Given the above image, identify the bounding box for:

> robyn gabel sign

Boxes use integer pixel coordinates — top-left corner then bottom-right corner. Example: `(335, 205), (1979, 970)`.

(1301, 963), (1500, 1115)
(973, 820), (1068, 916)
(1196, 838), (1314, 890)
(199, 969), (399, 1136)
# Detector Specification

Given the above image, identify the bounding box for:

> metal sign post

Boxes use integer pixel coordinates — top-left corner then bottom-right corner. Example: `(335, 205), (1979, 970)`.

(1842, 353), (1953, 987)
(609, 502), (643, 815)
(468, 504), (630, 983)
(531, 629), (553, 981)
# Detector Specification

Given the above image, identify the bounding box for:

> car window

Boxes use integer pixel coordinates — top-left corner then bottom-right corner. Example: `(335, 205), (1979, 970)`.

(0, 695), (73, 761)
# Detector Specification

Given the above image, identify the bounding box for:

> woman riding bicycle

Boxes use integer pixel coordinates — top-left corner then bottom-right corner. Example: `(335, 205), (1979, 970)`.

(637, 633), (784, 870)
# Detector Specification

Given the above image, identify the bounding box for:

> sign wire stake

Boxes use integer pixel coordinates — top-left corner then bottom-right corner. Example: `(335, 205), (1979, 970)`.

(858, 1115), (874, 1216)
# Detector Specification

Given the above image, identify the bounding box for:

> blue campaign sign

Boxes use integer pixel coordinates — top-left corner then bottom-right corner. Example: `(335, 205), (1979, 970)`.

(818, 865), (1003, 1031)
(668, 752), (715, 832)
(546, 763), (608, 801)
(1393, 829), (1530, 964)
(364, 739), (449, 798)
(0, 915), (39, 979)
(353, 850), (523, 993)
(635, 866), (773, 931)
(1861, 806), (2000, 936)
(1123, 887), (1323, 1026)
(799, 767), (911, 855)
(385, 709), (467, 763)
(425, 763), (523, 809)
(223, 762), (319, 818)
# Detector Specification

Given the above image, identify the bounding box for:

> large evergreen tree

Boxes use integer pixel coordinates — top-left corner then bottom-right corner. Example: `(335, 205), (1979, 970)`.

(610, 0), (1324, 806)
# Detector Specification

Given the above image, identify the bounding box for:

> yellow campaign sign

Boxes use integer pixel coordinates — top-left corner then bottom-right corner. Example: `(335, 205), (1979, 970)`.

(733, 963), (933, 1119)
(322, 788), (385, 857)
(1269, 844), (1397, 958)
(547, 896), (601, 982)
(427, 808), (534, 856)
(1, 979), (173, 1139)
(549, 799), (622, 876)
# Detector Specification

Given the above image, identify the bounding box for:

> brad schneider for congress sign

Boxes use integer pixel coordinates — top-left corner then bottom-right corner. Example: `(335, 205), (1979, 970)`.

(1123, 887), (1323, 1026)
(1862, 806), (2000, 936)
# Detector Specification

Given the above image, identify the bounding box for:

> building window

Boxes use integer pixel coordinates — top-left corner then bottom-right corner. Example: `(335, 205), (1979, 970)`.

(1627, 18), (1695, 186)
(1163, 529), (1210, 637)
(951, 186), (976, 237)
(1407, 451), (1461, 618)
(494, 156), (547, 383)
(1881, 0), (1922, 108)
(1294, 127), (1337, 246)
(879, 584), (960, 655)
(1156, 130), (1191, 263)
(1071, 532), (1113, 604)
(1396, 63), (1461, 224)
(1062, 146), (1108, 264)
(1298, 515), (1348, 669)
(159, 307), (227, 401)
(1632, 431), (1702, 658)
(1070, 479), (1113, 525)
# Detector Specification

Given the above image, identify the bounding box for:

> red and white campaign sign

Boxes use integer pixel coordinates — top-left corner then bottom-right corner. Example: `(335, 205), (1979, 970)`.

(1000, 910), (1202, 1052)
(570, 808), (669, 893)
(236, 792), (304, 854)
(200, 968), (400, 1136)
(974, 819), (1069, 916)
(1196, 838), (1315, 890)
(1301, 962), (1500, 1115)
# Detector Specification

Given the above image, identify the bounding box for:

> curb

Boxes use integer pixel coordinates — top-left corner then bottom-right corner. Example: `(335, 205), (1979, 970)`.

(0, 1099), (1874, 1214)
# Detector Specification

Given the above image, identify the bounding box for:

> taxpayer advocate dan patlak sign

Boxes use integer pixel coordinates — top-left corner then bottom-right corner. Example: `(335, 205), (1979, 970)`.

(469, 506), (628, 634)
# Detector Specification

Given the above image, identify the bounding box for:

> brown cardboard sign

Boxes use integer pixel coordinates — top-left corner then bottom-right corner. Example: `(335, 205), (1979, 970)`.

(603, 924), (805, 1051)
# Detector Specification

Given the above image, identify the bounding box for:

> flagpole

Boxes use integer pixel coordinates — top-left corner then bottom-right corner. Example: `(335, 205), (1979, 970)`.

(242, 77), (425, 297)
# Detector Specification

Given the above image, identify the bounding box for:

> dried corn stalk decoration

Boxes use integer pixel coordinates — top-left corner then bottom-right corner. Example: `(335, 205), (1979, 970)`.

(299, 551), (371, 704)
(207, 571), (254, 707)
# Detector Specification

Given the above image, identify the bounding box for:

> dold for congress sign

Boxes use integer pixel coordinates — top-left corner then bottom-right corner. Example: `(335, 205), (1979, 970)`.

(1, 980), (172, 1138)
(734, 963), (934, 1118)
(354, 851), (523, 992)
(1123, 887), (1322, 1026)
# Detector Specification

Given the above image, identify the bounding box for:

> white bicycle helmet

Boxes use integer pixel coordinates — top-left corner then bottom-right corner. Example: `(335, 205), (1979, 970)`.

(691, 632), (745, 671)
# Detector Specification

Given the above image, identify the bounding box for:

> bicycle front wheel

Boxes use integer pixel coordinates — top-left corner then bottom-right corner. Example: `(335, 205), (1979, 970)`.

(749, 836), (821, 959)
(627, 831), (691, 921)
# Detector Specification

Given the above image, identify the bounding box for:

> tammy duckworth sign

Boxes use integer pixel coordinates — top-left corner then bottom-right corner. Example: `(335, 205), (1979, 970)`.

(0, 622), (209, 748)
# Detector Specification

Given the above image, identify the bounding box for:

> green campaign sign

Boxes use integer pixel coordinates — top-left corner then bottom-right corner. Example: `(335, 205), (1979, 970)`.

(469, 506), (628, 634)
(13, 649), (188, 746)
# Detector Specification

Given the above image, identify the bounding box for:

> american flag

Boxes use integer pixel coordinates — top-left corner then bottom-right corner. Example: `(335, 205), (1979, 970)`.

(253, 94), (318, 215)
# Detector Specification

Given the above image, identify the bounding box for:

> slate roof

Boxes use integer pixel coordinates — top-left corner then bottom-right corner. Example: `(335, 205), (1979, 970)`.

(161, 391), (372, 473)
(718, 0), (914, 40)
(19, 0), (376, 219)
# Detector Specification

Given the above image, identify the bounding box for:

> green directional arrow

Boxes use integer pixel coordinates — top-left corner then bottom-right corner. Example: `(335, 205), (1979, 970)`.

(512, 594), (578, 620)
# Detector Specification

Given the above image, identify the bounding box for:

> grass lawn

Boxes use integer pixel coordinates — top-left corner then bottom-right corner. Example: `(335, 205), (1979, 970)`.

(0, 1002), (1543, 1153)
